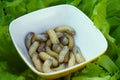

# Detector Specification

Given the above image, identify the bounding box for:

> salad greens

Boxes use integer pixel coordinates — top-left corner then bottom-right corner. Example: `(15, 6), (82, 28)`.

(0, 0), (120, 80)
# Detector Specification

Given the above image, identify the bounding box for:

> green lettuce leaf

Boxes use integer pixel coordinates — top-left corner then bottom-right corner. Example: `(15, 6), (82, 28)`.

(78, 0), (98, 18)
(0, 61), (25, 80)
(66, 0), (81, 6)
(0, 61), (45, 80)
(73, 63), (108, 77)
(97, 55), (119, 74)
(72, 76), (110, 80)
(26, 0), (65, 12)
(115, 56), (120, 68)
(0, 26), (27, 73)
(106, 0), (120, 47)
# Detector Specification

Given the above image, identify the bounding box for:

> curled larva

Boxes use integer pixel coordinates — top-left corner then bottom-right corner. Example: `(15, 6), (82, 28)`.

(73, 46), (85, 63)
(64, 51), (70, 63)
(56, 32), (64, 38)
(55, 25), (75, 35)
(59, 36), (69, 45)
(45, 46), (59, 60)
(37, 42), (46, 53)
(34, 33), (48, 42)
(29, 41), (39, 57)
(68, 52), (75, 67)
(64, 33), (74, 50)
(39, 52), (58, 67)
(32, 52), (42, 71)
(43, 59), (53, 73)
(47, 29), (59, 44)
(52, 64), (65, 71)
(25, 32), (35, 49)
(52, 44), (62, 53)
(46, 39), (52, 47)
(59, 46), (69, 63)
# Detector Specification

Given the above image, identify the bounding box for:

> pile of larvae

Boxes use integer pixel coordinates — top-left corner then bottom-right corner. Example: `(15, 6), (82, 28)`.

(25, 25), (85, 73)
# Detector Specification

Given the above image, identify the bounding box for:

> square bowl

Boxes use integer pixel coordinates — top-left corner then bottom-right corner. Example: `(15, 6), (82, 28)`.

(9, 4), (108, 79)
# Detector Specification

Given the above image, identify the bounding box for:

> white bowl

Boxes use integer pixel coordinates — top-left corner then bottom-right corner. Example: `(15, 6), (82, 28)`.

(9, 4), (108, 79)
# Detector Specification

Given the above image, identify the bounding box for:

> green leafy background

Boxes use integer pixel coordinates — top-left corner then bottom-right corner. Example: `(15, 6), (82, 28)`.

(0, 0), (120, 80)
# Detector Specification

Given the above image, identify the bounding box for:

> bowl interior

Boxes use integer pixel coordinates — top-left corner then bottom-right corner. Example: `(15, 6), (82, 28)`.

(9, 4), (108, 78)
